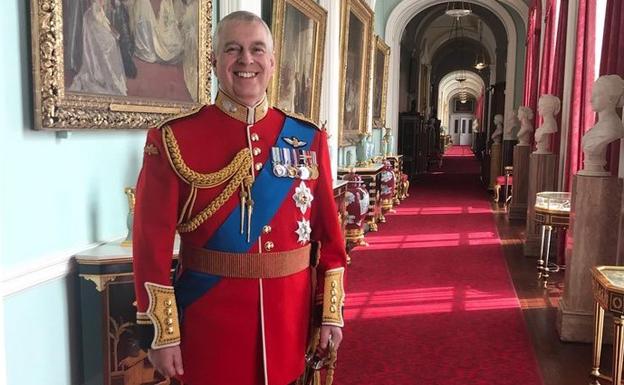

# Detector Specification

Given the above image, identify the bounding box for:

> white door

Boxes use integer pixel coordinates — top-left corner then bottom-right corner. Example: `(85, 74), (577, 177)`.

(451, 118), (460, 145)
(459, 118), (473, 146)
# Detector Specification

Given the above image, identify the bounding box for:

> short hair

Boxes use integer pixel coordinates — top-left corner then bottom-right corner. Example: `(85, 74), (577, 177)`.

(213, 11), (274, 53)
(518, 106), (534, 120)
(594, 75), (624, 108)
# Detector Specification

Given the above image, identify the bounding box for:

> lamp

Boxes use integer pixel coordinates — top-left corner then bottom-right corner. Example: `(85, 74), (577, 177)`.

(474, 21), (488, 70)
(447, 14), (468, 83)
(445, 1), (472, 18)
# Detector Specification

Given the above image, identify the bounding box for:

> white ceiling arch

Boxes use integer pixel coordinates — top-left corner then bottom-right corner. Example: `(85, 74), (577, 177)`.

(385, 0), (524, 152)
(438, 71), (485, 129)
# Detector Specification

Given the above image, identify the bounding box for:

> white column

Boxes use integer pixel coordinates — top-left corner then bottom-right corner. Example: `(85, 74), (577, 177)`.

(319, 0), (341, 178)
(557, 0), (579, 190)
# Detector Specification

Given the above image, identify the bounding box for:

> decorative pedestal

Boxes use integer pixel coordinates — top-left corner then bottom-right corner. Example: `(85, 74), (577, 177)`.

(488, 143), (502, 190)
(508, 145), (530, 220)
(502, 139), (517, 168)
(557, 175), (622, 342)
(523, 153), (557, 256)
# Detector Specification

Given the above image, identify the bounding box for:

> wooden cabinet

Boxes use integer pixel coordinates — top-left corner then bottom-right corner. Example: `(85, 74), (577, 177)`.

(333, 180), (348, 241)
(75, 241), (181, 385)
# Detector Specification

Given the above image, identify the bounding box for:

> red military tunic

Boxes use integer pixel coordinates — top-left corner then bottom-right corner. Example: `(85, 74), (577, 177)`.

(132, 91), (347, 385)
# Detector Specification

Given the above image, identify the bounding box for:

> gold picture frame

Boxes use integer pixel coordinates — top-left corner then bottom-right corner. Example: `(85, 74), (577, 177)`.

(30, 0), (212, 130)
(270, 0), (327, 124)
(338, 0), (373, 145)
(372, 35), (390, 128)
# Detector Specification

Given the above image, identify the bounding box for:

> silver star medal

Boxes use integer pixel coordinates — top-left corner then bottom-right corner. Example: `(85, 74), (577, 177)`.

(295, 219), (312, 244)
(292, 181), (314, 214)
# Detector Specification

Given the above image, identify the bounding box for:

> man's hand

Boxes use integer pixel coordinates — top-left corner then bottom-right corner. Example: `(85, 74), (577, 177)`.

(319, 325), (343, 352)
(147, 346), (184, 378)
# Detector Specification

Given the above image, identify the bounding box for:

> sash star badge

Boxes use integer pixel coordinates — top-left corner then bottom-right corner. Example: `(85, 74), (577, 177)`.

(295, 219), (312, 244)
(283, 136), (307, 148)
(292, 181), (314, 214)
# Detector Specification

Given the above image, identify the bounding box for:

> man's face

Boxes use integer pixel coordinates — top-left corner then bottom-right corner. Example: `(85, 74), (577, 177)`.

(213, 20), (275, 107)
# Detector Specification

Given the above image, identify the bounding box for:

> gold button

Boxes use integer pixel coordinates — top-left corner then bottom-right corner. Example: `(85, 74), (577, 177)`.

(330, 305), (337, 313)
(331, 289), (337, 296)
(251, 133), (259, 141)
(165, 299), (173, 306)
(262, 225), (272, 234)
(331, 281), (337, 288)
(167, 326), (174, 334)
(331, 297), (337, 304)
(253, 147), (262, 156)
(264, 241), (274, 251)
(166, 308), (173, 316)
(166, 318), (174, 325)
(255, 162), (263, 171)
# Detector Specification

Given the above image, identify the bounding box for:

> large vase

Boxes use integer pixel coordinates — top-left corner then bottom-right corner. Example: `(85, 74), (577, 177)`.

(343, 171), (370, 247)
(380, 160), (396, 216)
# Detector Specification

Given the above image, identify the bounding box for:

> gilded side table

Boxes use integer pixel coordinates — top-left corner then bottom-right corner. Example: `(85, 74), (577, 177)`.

(534, 192), (570, 281)
(385, 155), (404, 204)
(591, 266), (624, 385)
(338, 164), (384, 231)
(75, 240), (180, 385)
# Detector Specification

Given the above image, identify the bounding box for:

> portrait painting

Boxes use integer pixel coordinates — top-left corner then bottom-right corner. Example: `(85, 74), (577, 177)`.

(270, 0), (326, 124)
(338, 0), (373, 145)
(372, 35), (389, 128)
(31, 0), (212, 129)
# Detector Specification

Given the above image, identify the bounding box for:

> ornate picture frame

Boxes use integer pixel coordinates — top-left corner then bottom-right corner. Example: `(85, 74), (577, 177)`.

(270, 0), (326, 124)
(30, 0), (212, 130)
(372, 35), (390, 128)
(338, 0), (373, 145)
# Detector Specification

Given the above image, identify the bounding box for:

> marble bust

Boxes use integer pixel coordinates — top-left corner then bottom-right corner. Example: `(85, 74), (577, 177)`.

(578, 74), (624, 176)
(534, 94), (561, 154)
(516, 106), (534, 146)
(491, 114), (503, 144)
(504, 111), (520, 139)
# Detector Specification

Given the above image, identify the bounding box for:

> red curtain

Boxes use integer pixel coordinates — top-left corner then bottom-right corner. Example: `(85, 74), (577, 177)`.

(563, 0), (597, 190)
(522, 0), (542, 113)
(475, 90), (484, 128)
(549, 0), (569, 155)
(600, 0), (624, 175)
(538, 0), (557, 96)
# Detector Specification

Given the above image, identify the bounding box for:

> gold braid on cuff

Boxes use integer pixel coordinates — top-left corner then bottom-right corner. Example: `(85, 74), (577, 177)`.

(322, 268), (345, 327)
(144, 282), (181, 349)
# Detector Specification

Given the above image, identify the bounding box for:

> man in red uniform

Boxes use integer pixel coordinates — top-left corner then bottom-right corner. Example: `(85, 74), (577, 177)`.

(132, 11), (347, 385)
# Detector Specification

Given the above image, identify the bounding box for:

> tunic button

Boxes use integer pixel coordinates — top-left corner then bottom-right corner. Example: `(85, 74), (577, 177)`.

(262, 225), (272, 234)
(330, 305), (337, 313)
(264, 241), (274, 251)
(251, 133), (259, 141)
(166, 318), (174, 325)
(167, 326), (175, 334)
(255, 162), (263, 171)
(253, 147), (262, 156)
(165, 299), (173, 306)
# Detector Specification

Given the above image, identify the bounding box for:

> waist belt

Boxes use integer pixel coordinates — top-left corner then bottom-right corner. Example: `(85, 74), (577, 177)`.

(180, 244), (311, 278)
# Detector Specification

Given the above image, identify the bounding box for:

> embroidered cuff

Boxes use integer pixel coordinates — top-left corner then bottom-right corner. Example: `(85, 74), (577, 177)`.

(144, 282), (181, 349)
(321, 268), (345, 327)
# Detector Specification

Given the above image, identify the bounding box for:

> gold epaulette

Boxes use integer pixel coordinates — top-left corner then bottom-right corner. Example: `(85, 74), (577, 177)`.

(155, 104), (206, 130)
(322, 267), (345, 327)
(274, 108), (321, 131)
(144, 282), (181, 349)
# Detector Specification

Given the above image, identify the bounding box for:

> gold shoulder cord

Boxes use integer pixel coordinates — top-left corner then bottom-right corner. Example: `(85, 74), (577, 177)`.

(162, 126), (254, 237)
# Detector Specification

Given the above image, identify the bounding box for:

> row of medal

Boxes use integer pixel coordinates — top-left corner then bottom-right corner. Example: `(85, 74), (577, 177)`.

(271, 147), (319, 180)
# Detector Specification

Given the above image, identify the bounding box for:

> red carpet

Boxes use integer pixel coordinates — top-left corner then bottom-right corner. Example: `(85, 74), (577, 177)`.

(336, 146), (543, 385)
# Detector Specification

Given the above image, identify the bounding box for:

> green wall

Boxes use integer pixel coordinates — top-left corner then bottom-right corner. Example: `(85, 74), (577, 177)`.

(1, 1), (218, 384)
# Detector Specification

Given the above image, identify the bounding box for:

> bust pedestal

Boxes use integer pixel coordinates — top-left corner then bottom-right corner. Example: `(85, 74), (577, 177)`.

(488, 143), (502, 190)
(524, 152), (557, 256)
(508, 145), (530, 220)
(557, 175), (622, 342)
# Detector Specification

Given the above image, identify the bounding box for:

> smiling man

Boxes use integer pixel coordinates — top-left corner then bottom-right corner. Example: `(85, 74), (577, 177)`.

(131, 11), (347, 385)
